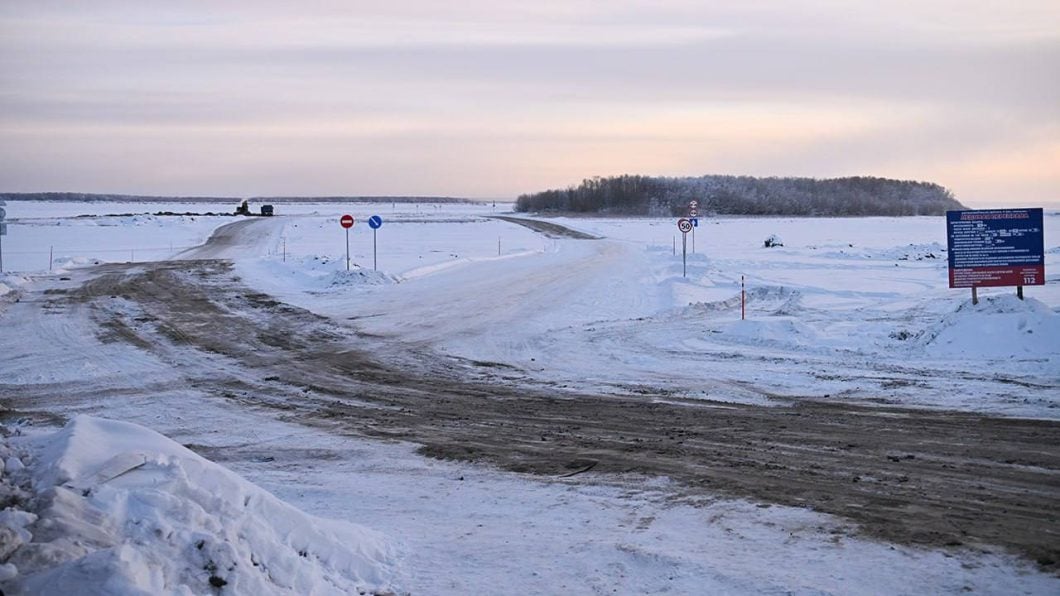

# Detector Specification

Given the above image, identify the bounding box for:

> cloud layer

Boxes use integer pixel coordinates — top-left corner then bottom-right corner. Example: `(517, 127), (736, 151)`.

(1, 1), (1057, 204)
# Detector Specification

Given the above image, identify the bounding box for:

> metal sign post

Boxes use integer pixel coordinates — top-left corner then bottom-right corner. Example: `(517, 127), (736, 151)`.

(368, 215), (383, 271)
(0, 203), (6, 273)
(682, 233), (687, 277)
(340, 214), (355, 271)
(688, 202), (699, 254)
(677, 218), (692, 278)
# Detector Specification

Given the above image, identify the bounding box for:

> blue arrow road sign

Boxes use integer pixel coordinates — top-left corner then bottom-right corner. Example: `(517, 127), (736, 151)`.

(368, 215), (383, 229)
(691, 218), (698, 227)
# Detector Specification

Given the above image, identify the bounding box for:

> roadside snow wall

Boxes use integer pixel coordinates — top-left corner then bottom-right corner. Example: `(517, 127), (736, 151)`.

(0, 416), (398, 595)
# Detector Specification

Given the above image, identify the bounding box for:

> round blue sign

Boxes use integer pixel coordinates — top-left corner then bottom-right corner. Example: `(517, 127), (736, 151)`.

(368, 215), (383, 229)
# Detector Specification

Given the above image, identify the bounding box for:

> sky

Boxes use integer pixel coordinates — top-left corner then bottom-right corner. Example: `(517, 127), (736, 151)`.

(1, 1), (1057, 206)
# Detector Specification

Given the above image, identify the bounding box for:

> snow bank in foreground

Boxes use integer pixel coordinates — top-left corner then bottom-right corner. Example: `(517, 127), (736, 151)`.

(0, 416), (398, 595)
(921, 296), (1060, 360)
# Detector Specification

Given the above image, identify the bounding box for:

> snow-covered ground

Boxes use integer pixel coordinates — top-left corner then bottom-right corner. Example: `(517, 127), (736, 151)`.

(222, 204), (1057, 417)
(1, 200), (1058, 594)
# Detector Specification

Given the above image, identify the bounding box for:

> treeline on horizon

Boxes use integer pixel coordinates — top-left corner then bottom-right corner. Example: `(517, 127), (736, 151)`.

(515, 175), (965, 216)
(0, 192), (473, 204)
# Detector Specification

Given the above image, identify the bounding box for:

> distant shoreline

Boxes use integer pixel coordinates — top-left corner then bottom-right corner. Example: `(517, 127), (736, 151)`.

(0, 192), (487, 204)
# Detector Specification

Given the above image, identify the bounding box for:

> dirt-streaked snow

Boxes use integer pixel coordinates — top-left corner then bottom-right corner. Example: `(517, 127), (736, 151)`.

(1, 200), (1058, 594)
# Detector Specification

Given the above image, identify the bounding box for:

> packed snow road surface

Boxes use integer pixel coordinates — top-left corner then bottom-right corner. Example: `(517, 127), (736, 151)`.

(2, 216), (1057, 574)
(2, 205), (1058, 592)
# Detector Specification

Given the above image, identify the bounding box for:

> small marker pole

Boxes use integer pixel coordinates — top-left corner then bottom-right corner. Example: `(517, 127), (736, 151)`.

(971, 287), (978, 305)
(498, 236), (501, 256)
(741, 275), (746, 321)
(1017, 285), (1024, 300)
(50, 246), (53, 271)
(283, 237), (286, 263)
(672, 236), (676, 256)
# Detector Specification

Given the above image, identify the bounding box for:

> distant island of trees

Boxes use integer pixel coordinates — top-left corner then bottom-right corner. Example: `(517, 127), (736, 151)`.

(516, 175), (965, 216)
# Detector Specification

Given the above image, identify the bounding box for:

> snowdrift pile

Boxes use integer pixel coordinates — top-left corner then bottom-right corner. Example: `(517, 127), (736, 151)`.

(0, 416), (398, 595)
(920, 296), (1060, 361)
(243, 256), (396, 295)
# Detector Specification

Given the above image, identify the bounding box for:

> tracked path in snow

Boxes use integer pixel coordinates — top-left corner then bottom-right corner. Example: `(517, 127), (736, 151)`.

(2, 218), (1059, 573)
(490, 216), (600, 239)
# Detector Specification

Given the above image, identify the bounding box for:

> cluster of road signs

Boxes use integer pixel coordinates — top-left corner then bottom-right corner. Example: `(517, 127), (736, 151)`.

(676, 200), (700, 234)
(339, 213), (384, 271)
(675, 200), (703, 278)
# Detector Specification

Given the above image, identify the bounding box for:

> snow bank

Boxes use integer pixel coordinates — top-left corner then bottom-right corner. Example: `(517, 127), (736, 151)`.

(0, 273), (31, 298)
(920, 296), (1060, 360)
(0, 416), (398, 595)
(49, 256), (105, 271)
(238, 256), (396, 298)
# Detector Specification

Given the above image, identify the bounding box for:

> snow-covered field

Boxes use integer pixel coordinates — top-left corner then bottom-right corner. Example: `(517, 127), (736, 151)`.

(1, 200), (1058, 594)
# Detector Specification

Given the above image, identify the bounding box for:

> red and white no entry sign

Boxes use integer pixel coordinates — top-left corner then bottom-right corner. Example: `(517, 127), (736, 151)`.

(340, 214), (355, 229)
(689, 200), (699, 209)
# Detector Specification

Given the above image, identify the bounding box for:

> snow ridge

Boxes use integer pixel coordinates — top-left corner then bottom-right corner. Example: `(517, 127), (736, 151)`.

(0, 416), (398, 595)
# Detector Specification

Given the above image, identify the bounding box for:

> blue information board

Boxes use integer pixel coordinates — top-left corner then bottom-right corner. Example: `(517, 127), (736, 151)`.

(946, 208), (1044, 288)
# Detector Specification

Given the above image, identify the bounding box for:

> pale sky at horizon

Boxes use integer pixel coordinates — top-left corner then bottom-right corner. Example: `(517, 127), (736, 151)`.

(1, 1), (1057, 207)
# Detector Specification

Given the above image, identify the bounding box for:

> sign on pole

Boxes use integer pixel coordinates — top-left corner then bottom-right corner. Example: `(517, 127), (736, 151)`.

(946, 209), (1044, 296)
(677, 218), (692, 277)
(687, 203), (700, 254)
(340, 214), (355, 271)
(0, 204), (5, 272)
(368, 215), (383, 271)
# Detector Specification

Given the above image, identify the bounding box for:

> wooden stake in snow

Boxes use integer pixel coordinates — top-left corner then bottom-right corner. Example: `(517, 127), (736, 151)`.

(742, 275), (746, 321)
